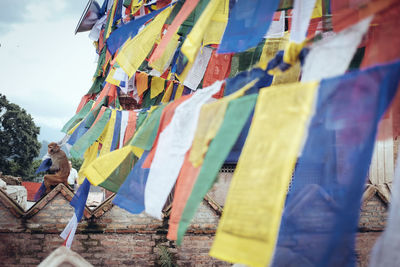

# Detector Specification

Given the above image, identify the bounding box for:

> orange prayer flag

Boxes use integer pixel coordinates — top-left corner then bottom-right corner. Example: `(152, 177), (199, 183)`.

(167, 149), (201, 240)
(91, 83), (112, 111)
(123, 111), (138, 146)
(136, 72), (149, 96)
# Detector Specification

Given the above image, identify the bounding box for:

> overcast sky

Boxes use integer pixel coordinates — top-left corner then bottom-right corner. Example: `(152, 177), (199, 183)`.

(0, 0), (98, 142)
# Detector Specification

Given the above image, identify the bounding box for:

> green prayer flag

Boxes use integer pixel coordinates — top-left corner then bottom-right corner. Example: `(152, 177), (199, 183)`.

(98, 151), (136, 192)
(178, 0), (210, 36)
(88, 75), (106, 95)
(61, 100), (95, 133)
(136, 110), (149, 130)
(70, 108), (112, 158)
(141, 88), (164, 109)
(123, 0), (132, 8)
(130, 104), (167, 150)
(177, 94), (258, 244)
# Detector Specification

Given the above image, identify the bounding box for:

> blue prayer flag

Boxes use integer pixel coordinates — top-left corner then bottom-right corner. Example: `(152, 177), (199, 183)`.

(106, 4), (172, 55)
(113, 151), (150, 214)
(272, 61), (400, 267)
(61, 178), (91, 248)
(217, 0), (280, 54)
(111, 110), (122, 150)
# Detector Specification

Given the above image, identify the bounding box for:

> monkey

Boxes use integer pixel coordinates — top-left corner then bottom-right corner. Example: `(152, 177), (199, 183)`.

(43, 142), (70, 193)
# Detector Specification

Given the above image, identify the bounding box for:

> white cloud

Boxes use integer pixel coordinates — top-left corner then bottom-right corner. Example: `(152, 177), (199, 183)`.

(0, 0), (97, 141)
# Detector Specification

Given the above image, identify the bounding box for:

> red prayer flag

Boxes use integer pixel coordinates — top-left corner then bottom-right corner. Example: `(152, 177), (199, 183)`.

(361, 2), (400, 68)
(331, 0), (396, 32)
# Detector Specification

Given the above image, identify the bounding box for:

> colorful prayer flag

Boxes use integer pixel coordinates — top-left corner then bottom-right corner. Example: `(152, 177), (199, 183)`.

(210, 81), (319, 267)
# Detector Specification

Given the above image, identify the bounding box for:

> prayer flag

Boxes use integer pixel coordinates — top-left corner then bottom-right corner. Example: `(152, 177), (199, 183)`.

(145, 81), (223, 219)
(176, 94), (258, 244)
(116, 7), (172, 78)
(161, 81), (174, 103)
(62, 100), (95, 133)
(123, 111), (138, 146)
(106, 4), (171, 55)
(183, 46), (213, 90)
(98, 109), (117, 156)
(167, 149), (200, 240)
(131, 104), (167, 150)
(181, 0), (225, 63)
(210, 81), (319, 267)
(149, 34), (180, 74)
(149, 0), (201, 64)
(361, 2), (400, 68)
(135, 72), (149, 97)
(142, 95), (192, 168)
(202, 49), (232, 88)
(150, 76), (166, 99)
(78, 142), (100, 185)
(189, 80), (257, 167)
(217, 0), (280, 53)
(290, 0), (318, 43)
(119, 110), (130, 149)
(271, 61), (400, 267)
(202, 0), (229, 46)
(331, 0), (395, 33)
(70, 108), (112, 158)
(60, 179), (91, 248)
(301, 16), (372, 82)
(113, 151), (150, 214)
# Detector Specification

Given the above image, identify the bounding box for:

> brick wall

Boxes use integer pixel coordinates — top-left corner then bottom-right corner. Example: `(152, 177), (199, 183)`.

(0, 183), (229, 266)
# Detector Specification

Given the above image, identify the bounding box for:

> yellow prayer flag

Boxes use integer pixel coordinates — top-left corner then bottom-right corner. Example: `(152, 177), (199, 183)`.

(132, 146), (144, 158)
(130, 0), (144, 15)
(259, 33), (301, 85)
(175, 84), (184, 100)
(203, 0), (229, 46)
(282, 41), (306, 66)
(161, 82), (174, 103)
(312, 0), (323, 18)
(209, 81), (319, 267)
(105, 0), (119, 39)
(116, 7), (172, 78)
(181, 0), (225, 63)
(258, 36), (288, 70)
(83, 146), (134, 186)
(189, 80), (257, 167)
(105, 67), (122, 86)
(77, 142), (99, 184)
(150, 76), (166, 99)
(99, 109), (117, 156)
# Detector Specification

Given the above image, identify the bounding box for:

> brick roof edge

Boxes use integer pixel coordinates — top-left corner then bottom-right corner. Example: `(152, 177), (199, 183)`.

(0, 188), (25, 218)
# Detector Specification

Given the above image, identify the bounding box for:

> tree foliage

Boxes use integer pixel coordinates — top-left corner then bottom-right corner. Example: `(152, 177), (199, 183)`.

(0, 94), (41, 178)
(70, 157), (84, 171)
